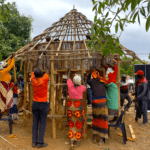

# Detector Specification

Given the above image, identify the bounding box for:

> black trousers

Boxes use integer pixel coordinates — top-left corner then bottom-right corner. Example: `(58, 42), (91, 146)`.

(120, 93), (132, 109)
(135, 100), (148, 123)
(32, 101), (49, 143)
(87, 88), (92, 105)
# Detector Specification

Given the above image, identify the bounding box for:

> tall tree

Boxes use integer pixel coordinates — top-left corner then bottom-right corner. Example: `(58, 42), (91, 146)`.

(88, 0), (150, 57)
(0, 1), (33, 76)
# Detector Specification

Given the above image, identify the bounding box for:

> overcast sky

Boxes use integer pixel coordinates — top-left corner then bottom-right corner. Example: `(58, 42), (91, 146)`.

(6, 0), (150, 61)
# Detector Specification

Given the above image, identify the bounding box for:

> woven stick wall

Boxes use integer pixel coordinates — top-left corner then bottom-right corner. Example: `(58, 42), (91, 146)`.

(5, 6), (145, 140)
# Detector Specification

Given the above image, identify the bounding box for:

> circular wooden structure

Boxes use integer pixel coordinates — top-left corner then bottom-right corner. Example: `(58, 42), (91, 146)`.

(5, 6), (145, 139)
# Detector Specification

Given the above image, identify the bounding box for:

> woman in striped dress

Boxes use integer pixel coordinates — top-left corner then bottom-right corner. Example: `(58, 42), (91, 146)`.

(67, 68), (86, 150)
(0, 53), (15, 118)
(87, 66), (108, 145)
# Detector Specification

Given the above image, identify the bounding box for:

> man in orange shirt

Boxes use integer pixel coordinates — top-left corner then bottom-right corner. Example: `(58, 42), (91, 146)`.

(31, 69), (49, 148)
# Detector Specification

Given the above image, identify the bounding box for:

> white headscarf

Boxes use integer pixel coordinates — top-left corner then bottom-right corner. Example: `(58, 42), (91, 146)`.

(73, 75), (81, 85)
(0, 61), (7, 70)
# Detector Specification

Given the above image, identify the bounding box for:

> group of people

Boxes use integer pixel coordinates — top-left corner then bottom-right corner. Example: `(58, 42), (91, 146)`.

(0, 54), (149, 149)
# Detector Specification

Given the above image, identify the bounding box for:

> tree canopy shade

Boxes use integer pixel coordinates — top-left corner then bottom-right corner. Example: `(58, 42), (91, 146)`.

(0, 0), (33, 76)
(88, 0), (150, 57)
(0, 1), (33, 59)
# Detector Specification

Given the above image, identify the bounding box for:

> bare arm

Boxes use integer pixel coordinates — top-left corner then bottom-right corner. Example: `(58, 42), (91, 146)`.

(67, 67), (71, 79)
(106, 57), (115, 69)
(82, 76), (85, 86)
(107, 62), (115, 70)
(101, 55), (107, 70)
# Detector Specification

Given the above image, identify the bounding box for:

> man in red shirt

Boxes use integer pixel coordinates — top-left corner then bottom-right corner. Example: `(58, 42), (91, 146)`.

(31, 69), (49, 148)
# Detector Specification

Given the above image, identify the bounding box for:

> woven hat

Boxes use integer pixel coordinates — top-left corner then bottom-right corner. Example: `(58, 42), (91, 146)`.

(73, 75), (81, 85)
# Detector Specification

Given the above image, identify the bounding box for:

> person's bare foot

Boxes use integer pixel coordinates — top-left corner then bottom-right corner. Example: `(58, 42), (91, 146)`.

(91, 136), (97, 144)
(98, 138), (104, 146)
(73, 141), (79, 147)
(69, 146), (74, 150)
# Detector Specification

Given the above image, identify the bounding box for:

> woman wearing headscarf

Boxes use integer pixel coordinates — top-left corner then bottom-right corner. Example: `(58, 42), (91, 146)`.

(67, 68), (86, 150)
(0, 53), (15, 118)
(87, 66), (108, 146)
(101, 56), (119, 122)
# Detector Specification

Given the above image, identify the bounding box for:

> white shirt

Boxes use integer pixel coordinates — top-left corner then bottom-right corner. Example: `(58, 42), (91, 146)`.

(87, 84), (90, 89)
(128, 78), (134, 84)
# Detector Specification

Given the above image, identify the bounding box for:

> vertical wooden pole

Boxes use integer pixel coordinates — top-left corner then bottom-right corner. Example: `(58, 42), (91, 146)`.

(81, 42), (87, 139)
(58, 73), (63, 129)
(13, 60), (17, 82)
(116, 55), (120, 115)
(19, 60), (23, 73)
(23, 55), (27, 126)
(64, 86), (68, 115)
(50, 43), (56, 139)
(29, 60), (33, 120)
(55, 75), (59, 114)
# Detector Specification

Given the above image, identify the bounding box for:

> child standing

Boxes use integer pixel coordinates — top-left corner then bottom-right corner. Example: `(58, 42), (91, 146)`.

(9, 77), (18, 120)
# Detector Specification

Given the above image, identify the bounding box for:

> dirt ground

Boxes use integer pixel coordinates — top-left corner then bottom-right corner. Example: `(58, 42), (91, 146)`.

(0, 100), (150, 150)
(0, 78), (149, 150)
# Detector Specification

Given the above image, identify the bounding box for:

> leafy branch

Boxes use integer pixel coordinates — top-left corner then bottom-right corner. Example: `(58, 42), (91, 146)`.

(88, 0), (150, 57)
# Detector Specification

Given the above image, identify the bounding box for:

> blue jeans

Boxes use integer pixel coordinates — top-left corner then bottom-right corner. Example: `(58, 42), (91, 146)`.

(32, 101), (49, 143)
(9, 104), (18, 115)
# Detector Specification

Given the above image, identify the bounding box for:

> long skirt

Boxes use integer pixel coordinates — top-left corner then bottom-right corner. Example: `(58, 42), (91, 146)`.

(0, 81), (13, 113)
(67, 98), (85, 141)
(105, 82), (118, 116)
(92, 96), (108, 138)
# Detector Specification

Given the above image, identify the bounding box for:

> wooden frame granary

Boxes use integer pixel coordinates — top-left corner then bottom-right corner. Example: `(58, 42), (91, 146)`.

(5, 6), (145, 139)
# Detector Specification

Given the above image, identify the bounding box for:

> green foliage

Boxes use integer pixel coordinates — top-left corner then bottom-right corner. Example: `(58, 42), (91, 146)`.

(0, 52), (2, 61)
(120, 56), (148, 76)
(149, 53), (150, 60)
(0, 1), (33, 75)
(88, 0), (150, 57)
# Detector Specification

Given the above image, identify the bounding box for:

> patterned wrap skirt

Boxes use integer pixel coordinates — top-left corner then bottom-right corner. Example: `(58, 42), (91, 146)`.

(92, 96), (108, 138)
(0, 81), (13, 113)
(67, 98), (85, 141)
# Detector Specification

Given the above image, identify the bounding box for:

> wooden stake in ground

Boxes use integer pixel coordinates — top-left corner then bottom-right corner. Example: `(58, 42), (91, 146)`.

(13, 59), (17, 82)
(0, 135), (17, 148)
(129, 125), (136, 139)
(58, 73), (63, 129)
(50, 44), (56, 139)
(116, 55), (120, 116)
(23, 54), (27, 126)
